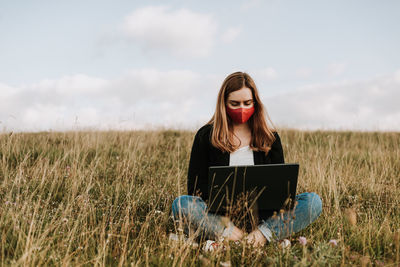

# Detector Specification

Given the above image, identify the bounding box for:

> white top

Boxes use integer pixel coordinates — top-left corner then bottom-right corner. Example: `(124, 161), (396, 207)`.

(229, 145), (254, 166)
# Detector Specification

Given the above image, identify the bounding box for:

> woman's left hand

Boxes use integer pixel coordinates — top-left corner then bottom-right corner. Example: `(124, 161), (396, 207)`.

(245, 229), (267, 247)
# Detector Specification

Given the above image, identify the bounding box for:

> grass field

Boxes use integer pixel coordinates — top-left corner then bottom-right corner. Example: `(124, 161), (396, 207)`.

(0, 129), (399, 266)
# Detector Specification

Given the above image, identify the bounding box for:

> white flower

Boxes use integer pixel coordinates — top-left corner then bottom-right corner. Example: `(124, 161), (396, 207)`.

(279, 239), (291, 249)
(220, 261), (232, 267)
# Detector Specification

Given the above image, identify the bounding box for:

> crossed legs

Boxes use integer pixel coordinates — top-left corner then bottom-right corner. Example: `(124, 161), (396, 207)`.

(171, 193), (322, 245)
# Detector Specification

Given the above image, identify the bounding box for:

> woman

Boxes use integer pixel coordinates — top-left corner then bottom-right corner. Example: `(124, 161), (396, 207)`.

(172, 71), (322, 247)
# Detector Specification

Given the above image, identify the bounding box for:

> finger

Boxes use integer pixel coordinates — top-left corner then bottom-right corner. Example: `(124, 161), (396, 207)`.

(234, 231), (245, 240)
(230, 233), (241, 240)
(234, 231), (244, 239)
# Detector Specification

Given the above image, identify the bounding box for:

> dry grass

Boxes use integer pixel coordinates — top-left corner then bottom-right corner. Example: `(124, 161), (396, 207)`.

(0, 129), (399, 266)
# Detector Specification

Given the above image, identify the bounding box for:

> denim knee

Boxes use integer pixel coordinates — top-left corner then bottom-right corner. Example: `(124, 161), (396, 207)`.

(172, 195), (188, 219)
(305, 192), (323, 219)
(171, 195), (204, 219)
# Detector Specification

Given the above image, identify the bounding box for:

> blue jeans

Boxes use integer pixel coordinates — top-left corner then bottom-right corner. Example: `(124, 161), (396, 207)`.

(171, 192), (322, 241)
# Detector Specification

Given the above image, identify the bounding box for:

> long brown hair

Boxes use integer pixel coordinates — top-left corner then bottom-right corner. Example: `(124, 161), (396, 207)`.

(207, 71), (276, 155)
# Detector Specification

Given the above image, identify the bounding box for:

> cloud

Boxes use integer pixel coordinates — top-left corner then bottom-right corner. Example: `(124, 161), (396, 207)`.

(221, 26), (242, 43)
(265, 71), (400, 131)
(1, 69), (400, 132)
(295, 67), (313, 79)
(112, 68), (202, 103)
(327, 62), (347, 77)
(120, 5), (218, 58)
(0, 70), (221, 132)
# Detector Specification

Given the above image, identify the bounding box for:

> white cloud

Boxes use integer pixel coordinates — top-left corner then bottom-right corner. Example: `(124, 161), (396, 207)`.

(295, 67), (313, 79)
(327, 62), (347, 77)
(265, 71), (400, 131)
(1, 69), (400, 132)
(394, 69), (400, 83)
(0, 69), (221, 132)
(120, 5), (218, 58)
(221, 26), (242, 43)
(112, 68), (202, 103)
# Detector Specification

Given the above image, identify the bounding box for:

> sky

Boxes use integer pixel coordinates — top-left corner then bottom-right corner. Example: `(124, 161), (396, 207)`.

(1, 0), (399, 132)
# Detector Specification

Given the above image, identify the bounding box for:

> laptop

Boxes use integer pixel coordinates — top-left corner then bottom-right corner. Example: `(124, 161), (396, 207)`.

(207, 163), (299, 216)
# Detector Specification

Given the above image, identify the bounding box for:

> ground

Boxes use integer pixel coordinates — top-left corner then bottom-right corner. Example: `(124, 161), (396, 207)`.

(0, 129), (399, 266)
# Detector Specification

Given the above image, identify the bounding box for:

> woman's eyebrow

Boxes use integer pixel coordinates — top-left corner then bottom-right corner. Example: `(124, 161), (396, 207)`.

(229, 99), (253, 102)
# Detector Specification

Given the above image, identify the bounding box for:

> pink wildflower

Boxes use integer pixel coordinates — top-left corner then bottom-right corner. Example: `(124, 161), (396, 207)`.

(329, 239), (338, 247)
(298, 236), (307, 246)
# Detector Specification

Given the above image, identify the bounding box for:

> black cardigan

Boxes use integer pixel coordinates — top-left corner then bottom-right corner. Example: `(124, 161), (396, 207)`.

(187, 123), (285, 202)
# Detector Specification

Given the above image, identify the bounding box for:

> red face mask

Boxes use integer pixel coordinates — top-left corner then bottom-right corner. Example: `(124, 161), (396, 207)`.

(226, 106), (255, 124)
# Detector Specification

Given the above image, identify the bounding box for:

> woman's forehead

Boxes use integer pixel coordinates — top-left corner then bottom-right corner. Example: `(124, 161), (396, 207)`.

(227, 87), (253, 100)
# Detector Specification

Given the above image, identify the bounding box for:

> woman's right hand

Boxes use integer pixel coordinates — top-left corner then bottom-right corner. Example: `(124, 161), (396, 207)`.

(225, 225), (244, 241)
(220, 217), (245, 241)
